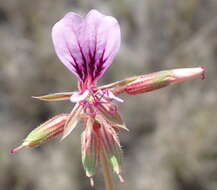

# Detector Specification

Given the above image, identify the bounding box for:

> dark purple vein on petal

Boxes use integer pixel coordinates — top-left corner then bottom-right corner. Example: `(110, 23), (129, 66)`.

(95, 48), (107, 79)
(88, 48), (96, 80)
(62, 32), (84, 81)
(88, 25), (98, 81)
(78, 42), (88, 80)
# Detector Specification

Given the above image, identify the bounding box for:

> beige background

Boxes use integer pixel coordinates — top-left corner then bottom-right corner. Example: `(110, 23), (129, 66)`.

(0, 0), (216, 190)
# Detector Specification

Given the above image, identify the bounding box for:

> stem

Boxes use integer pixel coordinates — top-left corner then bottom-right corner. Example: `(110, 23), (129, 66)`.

(100, 149), (114, 190)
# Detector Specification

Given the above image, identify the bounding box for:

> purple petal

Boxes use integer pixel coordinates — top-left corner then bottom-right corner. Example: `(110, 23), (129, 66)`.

(52, 9), (121, 82)
(70, 90), (89, 103)
(52, 12), (83, 80)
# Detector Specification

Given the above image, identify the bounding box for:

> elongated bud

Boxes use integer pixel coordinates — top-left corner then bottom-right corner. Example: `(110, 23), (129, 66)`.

(11, 114), (68, 153)
(81, 119), (98, 185)
(99, 123), (124, 182)
(171, 67), (205, 82)
(99, 76), (138, 95)
(125, 67), (205, 95)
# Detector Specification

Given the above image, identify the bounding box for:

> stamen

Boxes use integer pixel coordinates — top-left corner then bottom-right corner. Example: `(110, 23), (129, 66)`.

(97, 89), (124, 103)
(106, 90), (124, 103)
(97, 89), (106, 101)
(118, 174), (125, 183)
(70, 90), (89, 103)
(90, 177), (94, 187)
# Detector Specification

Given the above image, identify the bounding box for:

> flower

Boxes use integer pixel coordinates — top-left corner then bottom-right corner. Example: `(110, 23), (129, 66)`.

(11, 9), (205, 187)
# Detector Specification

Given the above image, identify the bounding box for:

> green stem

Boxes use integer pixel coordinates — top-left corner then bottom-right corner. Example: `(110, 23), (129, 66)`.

(100, 149), (114, 190)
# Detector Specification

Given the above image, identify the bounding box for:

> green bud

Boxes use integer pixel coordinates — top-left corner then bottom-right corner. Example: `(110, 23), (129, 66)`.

(81, 118), (98, 186)
(11, 114), (68, 153)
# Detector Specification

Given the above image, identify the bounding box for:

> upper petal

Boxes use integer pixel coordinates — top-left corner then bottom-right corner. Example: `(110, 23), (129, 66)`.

(52, 9), (121, 83)
(52, 12), (83, 80)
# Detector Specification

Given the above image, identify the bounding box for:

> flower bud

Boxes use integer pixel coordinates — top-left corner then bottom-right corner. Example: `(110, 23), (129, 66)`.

(11, 114), (68, 153)
(99, 123), (124, 183)
(124, 67), (205, 95)
(81, 118), (98, 186)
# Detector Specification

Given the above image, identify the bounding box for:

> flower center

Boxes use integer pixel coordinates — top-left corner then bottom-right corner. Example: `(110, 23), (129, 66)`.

(70, 88), (123, 117)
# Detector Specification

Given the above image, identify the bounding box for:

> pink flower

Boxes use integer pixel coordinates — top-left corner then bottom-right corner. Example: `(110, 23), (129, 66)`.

(11, 9), (205, 187)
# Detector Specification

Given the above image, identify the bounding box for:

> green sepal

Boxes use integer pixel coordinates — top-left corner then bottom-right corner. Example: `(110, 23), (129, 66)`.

(24, 114), (68, 146)
(100, 124), (122, 175)
(32, 92), (74, 101)
(81, 119), (98, 178)
(60, 103), (82, 141)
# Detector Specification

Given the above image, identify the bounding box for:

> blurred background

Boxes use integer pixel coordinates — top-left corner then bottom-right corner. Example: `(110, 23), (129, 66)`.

(0, 0), (217, 190)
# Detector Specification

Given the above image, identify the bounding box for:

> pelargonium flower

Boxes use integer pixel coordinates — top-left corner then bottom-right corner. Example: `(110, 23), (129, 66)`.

(11, 9), (205, 188)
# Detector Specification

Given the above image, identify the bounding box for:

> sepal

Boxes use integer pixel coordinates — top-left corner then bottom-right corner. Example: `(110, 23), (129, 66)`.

(61, 103), (82, 141)
(81, 118), (98, 186)
(11, 114), (68, 153)
(33, 92), (74, 101)
(99, 124), (123, 182)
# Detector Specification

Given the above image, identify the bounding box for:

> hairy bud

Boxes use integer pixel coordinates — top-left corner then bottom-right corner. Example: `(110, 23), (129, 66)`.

(124, 67), (205, 95)
(11, 114), (68, 153)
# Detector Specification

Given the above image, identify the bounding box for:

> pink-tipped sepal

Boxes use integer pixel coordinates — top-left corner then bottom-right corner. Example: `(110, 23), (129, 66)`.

(10, 142), (29, 154)
(123, 67), (205, 95)
(11, 114), (68, 153)
(171, 66), (205, 83)
(98, 122), (124, 182)
(81, 118), (99, 185)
